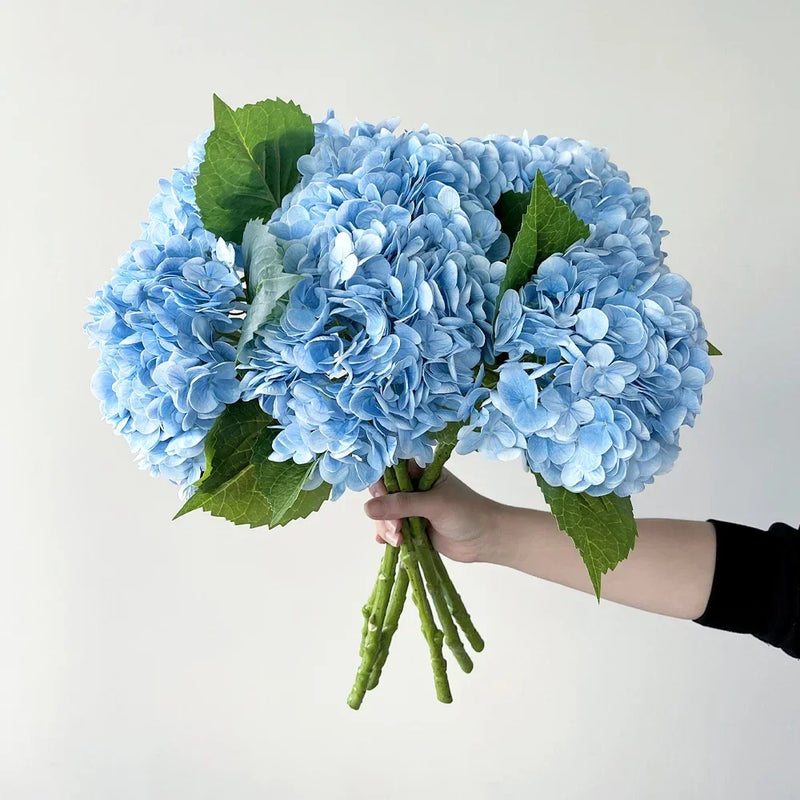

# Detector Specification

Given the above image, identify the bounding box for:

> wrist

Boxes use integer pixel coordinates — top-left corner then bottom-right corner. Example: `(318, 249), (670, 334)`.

(475, 502), (542, 567)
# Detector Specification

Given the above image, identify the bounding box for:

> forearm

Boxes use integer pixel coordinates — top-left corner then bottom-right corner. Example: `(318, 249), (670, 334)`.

(481, 504), (717, 620)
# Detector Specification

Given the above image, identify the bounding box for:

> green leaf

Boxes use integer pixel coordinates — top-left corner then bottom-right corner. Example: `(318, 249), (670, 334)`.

(272, 480), (332, 527)
(174, 400), (272, 520)
(250, 428), (330, 526)
(174, 401), (275, 526)
(242, 217), (280, 302)
(493, 190), (531, 248)
(195, 95), (314, 244)
(497, 171), (591, 301)
(707, 340), (722, 356)
(535, 475), (638, 601)
(173, 400), (330, 528)
(236, 219), (302, 361)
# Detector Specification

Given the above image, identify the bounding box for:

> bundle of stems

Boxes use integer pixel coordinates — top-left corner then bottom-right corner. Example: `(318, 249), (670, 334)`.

(347, 439), (484, 709)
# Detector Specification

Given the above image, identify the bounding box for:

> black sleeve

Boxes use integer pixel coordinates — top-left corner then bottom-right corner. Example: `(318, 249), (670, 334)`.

(692, 518), (800, 658)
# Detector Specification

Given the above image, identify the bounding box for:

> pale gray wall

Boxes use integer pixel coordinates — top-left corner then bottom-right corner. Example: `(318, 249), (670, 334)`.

(1, 0), (798, 797)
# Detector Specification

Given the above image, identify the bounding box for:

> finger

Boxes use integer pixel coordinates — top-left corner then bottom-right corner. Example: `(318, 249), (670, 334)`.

(384, 519), (402, 547)
(368, 479), (387, 498)
(374, 519), (402, 547)
(374, 519), (394, 539)
(364, 490), (438, 522)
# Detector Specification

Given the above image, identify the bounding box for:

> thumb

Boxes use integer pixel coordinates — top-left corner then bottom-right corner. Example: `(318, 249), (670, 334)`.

(363, 488), (439, 522)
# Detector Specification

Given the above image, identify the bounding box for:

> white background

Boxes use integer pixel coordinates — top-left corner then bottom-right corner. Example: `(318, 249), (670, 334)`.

(1, 0), (798, 797)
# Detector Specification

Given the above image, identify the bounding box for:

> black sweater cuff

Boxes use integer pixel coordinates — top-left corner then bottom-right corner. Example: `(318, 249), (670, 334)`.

(693, 518), (800, 658)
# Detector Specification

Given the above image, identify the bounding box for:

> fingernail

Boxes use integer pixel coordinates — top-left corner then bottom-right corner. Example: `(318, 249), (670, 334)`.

(368, 485), (379, 497)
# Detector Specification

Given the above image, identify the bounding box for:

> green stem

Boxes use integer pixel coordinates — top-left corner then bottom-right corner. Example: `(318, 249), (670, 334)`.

(418, 427), (459, 490)
(367, 562), (409, 690)
(394, 461), (473, 674)
(384, 466), (451, 700)
(359, 583), (376, 659)
(397, 517), (451, 703)
(431, 549), (485, 652)
(347, 517), (400, 710)
(414, 434), (485, 653)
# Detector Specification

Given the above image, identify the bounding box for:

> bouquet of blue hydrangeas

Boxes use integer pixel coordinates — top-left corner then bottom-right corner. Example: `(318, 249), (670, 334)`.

(86, 96), (718, 709)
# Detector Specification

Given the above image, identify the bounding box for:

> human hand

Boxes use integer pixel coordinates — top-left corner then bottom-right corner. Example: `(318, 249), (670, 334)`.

(363, 465), (504, 563)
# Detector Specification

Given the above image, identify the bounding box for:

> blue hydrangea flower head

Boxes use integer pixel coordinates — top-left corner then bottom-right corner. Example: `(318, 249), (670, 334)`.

(455, 134), (713, 496)
(239, 113), (508, 499)
(85, 130), (245, 493)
